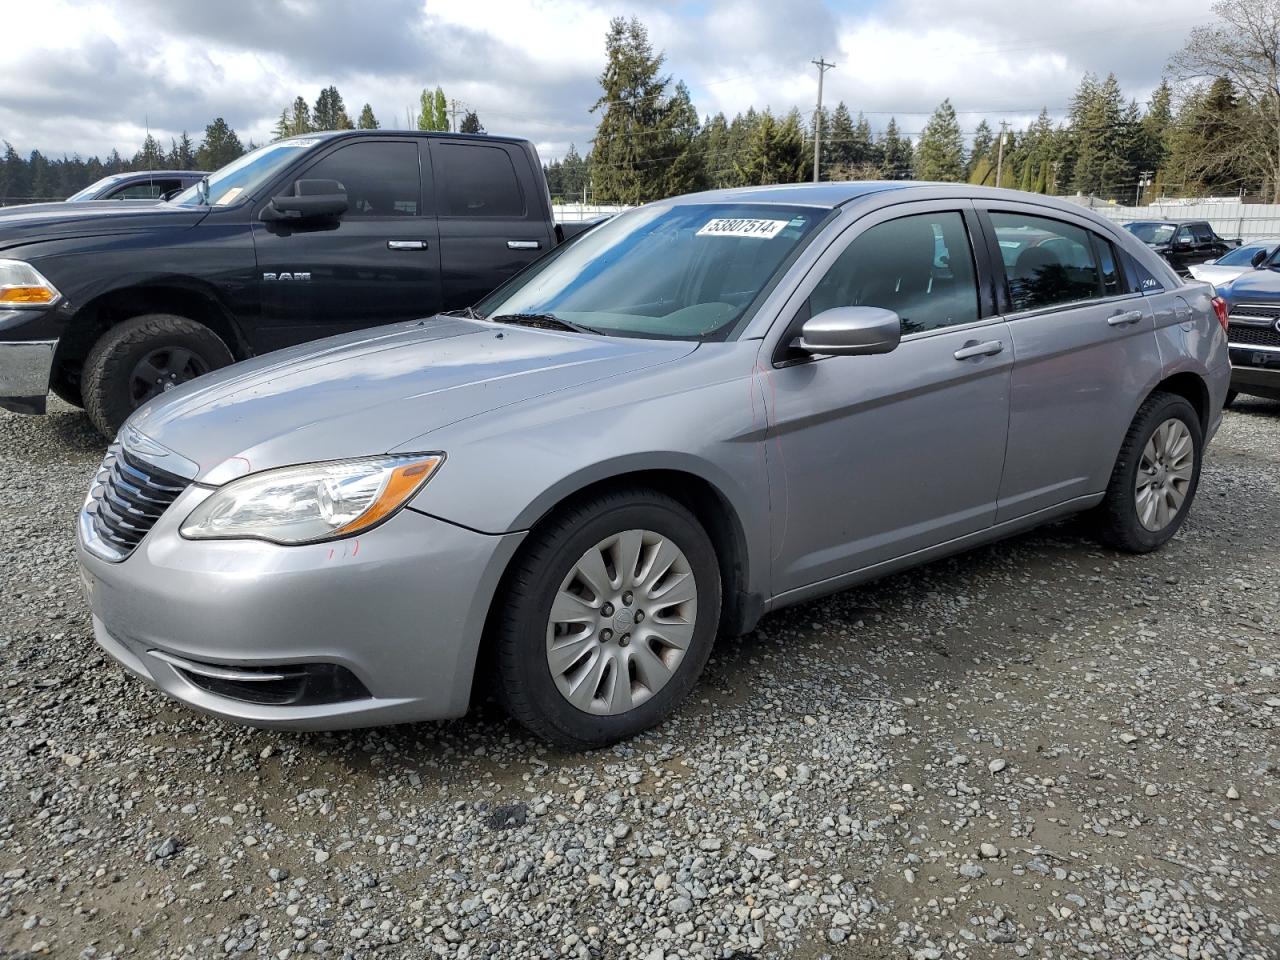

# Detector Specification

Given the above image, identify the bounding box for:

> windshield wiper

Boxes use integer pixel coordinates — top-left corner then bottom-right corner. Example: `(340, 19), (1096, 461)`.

(488, 312), (604, 335)
(441, 306), (484, 319)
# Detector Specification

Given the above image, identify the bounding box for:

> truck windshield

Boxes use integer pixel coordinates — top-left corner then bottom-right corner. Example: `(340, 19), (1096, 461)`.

(169, 138), (320, 207)
(475, 203), (827, 340)
(1127, 222), (1176, 245)
(68, 175), (125, 200)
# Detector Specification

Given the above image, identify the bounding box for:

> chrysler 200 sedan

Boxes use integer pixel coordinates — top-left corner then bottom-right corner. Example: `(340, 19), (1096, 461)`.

(76, 183), (1231, 748)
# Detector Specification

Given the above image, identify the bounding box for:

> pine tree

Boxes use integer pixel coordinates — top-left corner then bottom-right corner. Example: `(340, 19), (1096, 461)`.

(969, 120), (994, 180)
(589, 17), (702, 203)
(735, 109), (807, 186)
(824, 102), (853, 173)
(197, 118), (245, 170)
(356, 103), (379, 129)
(699, 113), (733, 187)
(169, 132), (196, 170)
(1167, 76), (1250, 196)
(313, 86), (348, 131)
(878, 118), (912, 179)
(915, 100), (965, 181)
(133, 134), (165, 171)
(275, 97), (313, 139)
(460, 110), (485, 134)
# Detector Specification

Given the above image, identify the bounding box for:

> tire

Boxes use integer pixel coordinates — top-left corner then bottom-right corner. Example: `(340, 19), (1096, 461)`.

(1096, 391), (1203, 553)
(81, 314), (233, 437)
(1224, 390), (1238, 409)
(493, 487), (721, 749)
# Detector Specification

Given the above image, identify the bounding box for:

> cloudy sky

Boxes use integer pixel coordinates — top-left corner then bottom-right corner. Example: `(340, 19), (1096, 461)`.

(1, 0), (1214, 164)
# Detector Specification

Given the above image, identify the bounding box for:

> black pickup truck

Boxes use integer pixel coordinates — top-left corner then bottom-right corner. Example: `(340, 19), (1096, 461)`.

(0, 131), (594, 435)
(1123, 219), (1240, 276)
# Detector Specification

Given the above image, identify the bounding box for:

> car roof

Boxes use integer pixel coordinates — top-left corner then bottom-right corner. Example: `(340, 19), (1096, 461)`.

(277, 129), (533, 147)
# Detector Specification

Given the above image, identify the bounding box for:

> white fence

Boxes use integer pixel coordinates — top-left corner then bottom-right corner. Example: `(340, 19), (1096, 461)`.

(552, 203), (629, 223)
(1067, 197), (1280, 243)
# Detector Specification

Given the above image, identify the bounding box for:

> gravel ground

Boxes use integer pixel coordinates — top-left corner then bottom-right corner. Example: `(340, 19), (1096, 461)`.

(0, 397), (1278, 960)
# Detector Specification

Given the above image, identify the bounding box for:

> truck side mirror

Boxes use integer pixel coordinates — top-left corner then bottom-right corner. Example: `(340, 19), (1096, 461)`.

(260, 179), (348, 222)
(1252, 249), (1268, 268)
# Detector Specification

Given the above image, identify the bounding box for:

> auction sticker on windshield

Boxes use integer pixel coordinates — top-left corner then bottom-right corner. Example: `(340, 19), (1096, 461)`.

(696, 218), (789, 239)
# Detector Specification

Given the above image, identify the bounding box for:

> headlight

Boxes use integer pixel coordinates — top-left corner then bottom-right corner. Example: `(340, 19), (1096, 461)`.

(180, 454), (443, 544)
(0, 259), (61, 307)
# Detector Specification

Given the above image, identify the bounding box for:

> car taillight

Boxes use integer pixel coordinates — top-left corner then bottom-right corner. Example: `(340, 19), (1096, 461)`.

(1211, 296), (1229, 333)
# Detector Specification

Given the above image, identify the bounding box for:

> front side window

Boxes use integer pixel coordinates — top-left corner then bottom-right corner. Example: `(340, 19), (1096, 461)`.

(433, 144), (524, 217)
(1191, 223), (1215, 243)
(476, 203), (826, 340)
(111, 180), (181, 200)
(302, 141), (420, 217)
(1126, 222), (1176, 245)
(810, 211), (980, 335)
(171, 137), (321, 207)
(991, 212), (1102, 312)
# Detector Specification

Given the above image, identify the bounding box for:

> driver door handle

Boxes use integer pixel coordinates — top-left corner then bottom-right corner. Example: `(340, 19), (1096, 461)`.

(1107, 309), (1144, 327)
(387, 240), (428, 250)
(953, 339), (1004, 361)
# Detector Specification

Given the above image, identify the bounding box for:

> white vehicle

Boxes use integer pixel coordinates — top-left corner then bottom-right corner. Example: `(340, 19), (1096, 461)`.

(1188, 238), (1280, 284)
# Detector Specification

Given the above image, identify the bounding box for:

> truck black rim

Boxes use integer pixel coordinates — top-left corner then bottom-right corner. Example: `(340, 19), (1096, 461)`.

(129, 348), (209, 404)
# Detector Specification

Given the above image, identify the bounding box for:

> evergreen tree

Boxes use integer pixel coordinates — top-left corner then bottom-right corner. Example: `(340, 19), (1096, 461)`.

(825, 102), (854, 172)
(969, 120), (994, 180)
(590, 16), (703, 203)
(197, 118), (244, 170)
(133, 134), (166, 170)
(1167, 76), (1250, 196)
(735, 109), (807, 186)
(356, 103), (379, 129)
(169, 131), (196, 170)
(560, 144), (588, 199)
(915, 100), (965, 181)
(275, 97), (313, 139)
(313, 86), (349, 131)
(460, 110), (485, 134)
(878, 118), (912, 179)
(699, 113), (733, 188)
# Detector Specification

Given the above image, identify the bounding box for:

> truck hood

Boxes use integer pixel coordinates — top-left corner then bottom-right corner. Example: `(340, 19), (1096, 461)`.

(126, 317), (697, 483)
(0, 200), (207, 250)
(1218, 268), (1280, 303)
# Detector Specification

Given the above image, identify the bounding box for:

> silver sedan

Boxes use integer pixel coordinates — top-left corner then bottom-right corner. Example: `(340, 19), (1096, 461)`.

(77, 183), (1231, 748)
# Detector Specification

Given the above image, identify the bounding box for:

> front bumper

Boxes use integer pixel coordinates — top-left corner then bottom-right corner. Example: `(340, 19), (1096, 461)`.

(1228, 344), (1280, 401)
(0, 338), (56, 414)
(76, 484), (525, 730)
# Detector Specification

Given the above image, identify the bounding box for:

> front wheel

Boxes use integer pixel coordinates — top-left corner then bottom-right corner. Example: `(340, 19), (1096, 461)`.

(493, 488), (721, 749)
(82, 314), (233, 437)
(1096, 391), (1203, 553)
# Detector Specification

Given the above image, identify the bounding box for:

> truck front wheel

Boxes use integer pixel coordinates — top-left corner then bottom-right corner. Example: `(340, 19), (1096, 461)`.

(82, 314), (233, 437)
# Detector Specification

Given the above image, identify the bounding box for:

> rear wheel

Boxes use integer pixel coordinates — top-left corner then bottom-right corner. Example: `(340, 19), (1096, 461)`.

(493, 488), (721, 749)
(1096, 391), (1202, 553)
(82, 314), (233, 437)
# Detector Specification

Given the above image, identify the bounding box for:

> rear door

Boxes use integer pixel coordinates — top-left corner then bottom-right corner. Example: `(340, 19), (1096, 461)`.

(251, 137), (442, 352)
(429, 139), (556, 310)
(977, 203), (1160, 522)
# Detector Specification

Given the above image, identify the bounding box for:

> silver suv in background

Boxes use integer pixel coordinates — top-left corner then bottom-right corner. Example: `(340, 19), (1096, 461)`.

(76, 183), (1230, 748)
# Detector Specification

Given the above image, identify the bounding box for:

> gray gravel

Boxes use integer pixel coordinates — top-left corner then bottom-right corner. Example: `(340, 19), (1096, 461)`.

(1, 397), (1278, 960)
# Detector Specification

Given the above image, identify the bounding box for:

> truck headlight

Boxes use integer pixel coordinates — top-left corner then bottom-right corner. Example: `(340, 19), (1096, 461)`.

(0, 259), (62, 307)
(180, 454), (444, 544)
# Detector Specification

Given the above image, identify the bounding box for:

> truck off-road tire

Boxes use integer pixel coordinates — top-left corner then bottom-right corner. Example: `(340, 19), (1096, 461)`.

(48, 368), (83, 409)
(1096, 390), (1202, 554)
(493, 487), (721, 749)
(82, 314), (233, 437)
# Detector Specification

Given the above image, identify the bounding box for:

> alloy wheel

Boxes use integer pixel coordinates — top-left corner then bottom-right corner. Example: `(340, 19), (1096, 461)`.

(1134, 417), (1195, 532)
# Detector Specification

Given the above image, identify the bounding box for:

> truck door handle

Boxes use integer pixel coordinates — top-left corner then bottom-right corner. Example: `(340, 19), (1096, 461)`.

(387, 240), (428, 251)
(507, 240), (541, 250)
(953, 340), (1004, 360)
(1107, 309), (1144, 327)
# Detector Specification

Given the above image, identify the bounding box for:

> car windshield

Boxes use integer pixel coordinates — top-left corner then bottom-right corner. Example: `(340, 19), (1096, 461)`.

(68, 175), (125, 200)
(169, 138), (321, 207)
(1214, 242), (1272, 266)
(475, 203), (827, 340)
(1126, 222), (1176, 244)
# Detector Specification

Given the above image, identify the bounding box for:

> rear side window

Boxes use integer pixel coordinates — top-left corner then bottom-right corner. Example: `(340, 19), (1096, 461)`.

(434, 144), (525, 218)
(990, 212), (1102, 312)
(810, 211), (980, 335)
(302, 140), (421, 217)
(1191, 223), (1214, 243)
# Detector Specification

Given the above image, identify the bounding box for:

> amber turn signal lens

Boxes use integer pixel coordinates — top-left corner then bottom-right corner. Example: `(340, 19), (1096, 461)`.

(0, 285), (57, 304)
(335, 456), (443, 535)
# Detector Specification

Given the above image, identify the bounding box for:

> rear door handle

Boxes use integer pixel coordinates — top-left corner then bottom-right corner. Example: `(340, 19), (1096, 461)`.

(953, 340), (1004, 361)
(507, 240), (541, 250)
(387, 240), (428, 250)
(1107, 309), (1144, 327)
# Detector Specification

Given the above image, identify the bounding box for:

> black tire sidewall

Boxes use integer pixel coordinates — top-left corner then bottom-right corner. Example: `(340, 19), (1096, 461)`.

(500, 496), (721, 748)
(83, 315), (232, 436)
(1111, 396), (1203, 551)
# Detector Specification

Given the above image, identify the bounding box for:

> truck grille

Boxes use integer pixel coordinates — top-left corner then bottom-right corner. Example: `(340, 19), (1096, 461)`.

(86, 445), (190, 559)
(1227, 323), (1280, 349)
(1229, 303), (1280, 321)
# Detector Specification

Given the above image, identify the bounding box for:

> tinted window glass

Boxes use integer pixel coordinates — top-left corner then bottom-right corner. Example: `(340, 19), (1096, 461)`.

(1191, 223), (1214, 243)
(302, 141), (420, 217)
(112, 180), (181, 200)
(1095, 236), (1123, 296)
(1126, 222), (1176, 244)
(434, 144), (524, 217)
(990, 212), (1102, 312)
(810, 212), (979, 335)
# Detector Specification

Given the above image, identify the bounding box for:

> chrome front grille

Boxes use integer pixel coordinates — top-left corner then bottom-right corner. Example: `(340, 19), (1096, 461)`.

(84, 444), (190, 560)
(1227, 322), (1280, 349)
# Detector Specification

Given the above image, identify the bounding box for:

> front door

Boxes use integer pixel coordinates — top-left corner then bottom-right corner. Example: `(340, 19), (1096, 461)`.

(251, 137), (441, 353)
(981, 205), (1159, 521)
(765, 205), (1012, 595)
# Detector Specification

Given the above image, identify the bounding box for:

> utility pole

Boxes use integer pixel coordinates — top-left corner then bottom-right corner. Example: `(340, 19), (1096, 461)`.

(811, 58), (836, 183)
(995, 120), (1008, 188)
(450, 99), (460, 133)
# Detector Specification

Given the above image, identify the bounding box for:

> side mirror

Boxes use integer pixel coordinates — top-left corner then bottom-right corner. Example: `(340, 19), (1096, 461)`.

(260, 179), (348, 222)
(797, 306), (901, 356)
(1251, 249), (1268, 268)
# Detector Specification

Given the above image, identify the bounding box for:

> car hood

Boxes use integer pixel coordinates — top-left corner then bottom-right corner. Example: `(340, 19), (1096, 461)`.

(1218, 268), (1280, 305)
(0, 200), (207, 250)
(1188, 263), (1247, 285)
(126, 317), (697, 483)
